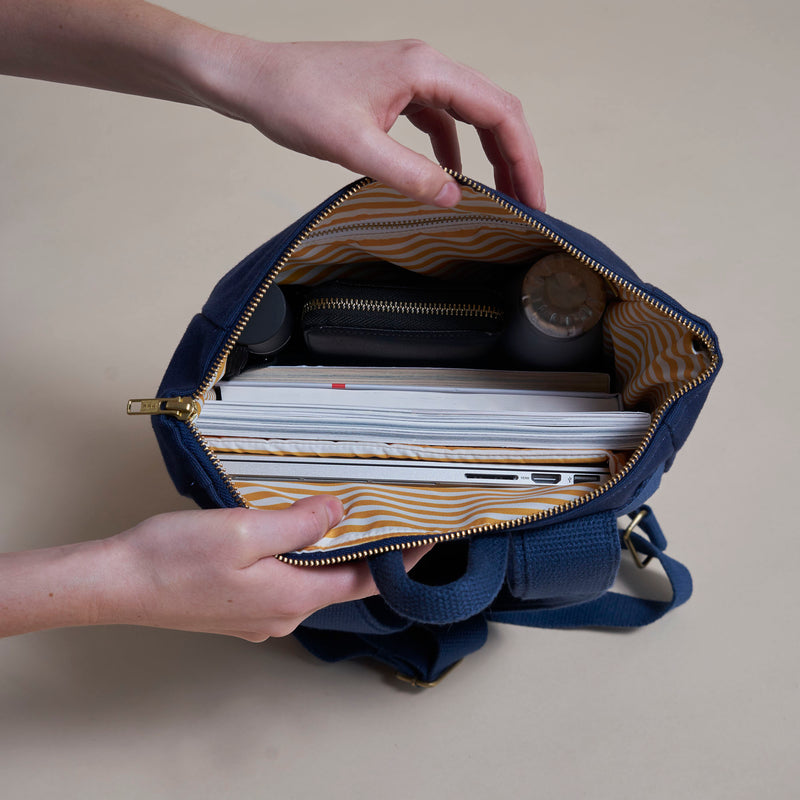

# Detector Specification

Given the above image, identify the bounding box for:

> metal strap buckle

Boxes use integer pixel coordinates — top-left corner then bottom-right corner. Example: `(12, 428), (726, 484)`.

(622, 508), (654, 569)
(394, 660), (461, 688)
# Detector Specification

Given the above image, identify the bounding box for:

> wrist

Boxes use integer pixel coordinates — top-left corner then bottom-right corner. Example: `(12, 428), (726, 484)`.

(0, 538), (121, 637)
(159, 15), (230, 108)
(181, 30), (282, 122)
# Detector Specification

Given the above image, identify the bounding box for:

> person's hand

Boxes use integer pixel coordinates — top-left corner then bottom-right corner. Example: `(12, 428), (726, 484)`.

(195, 38), (545, 211)
(0, 4), (545, 208)
(0, 495), (429, 640)
(105, 495), (426, 641)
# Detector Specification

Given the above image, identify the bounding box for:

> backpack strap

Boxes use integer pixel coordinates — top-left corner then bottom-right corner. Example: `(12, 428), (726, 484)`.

(367, 533), (509, 625)
(294, 506), (691, 685)
(488, 506), (693, 629)
(294, 615), (488, 688)
(295, 534), (508, 685)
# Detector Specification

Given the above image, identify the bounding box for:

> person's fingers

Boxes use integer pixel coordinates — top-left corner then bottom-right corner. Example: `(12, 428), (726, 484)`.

(237, 495), (344, 562)
(453, 101), (544, 210)
(347, 126), (463, 207)
(405, 106), (462, 174)
(278, 541), (437, 621)
(476, 126), (516, 199)
(400, 541), (435, 574)
(299, 559), (380, 609)
(404, 57), (546, 210)
(476, 121), (546, 211)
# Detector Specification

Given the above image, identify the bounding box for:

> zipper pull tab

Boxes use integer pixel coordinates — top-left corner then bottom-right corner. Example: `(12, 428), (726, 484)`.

(127, 397), (199, 422)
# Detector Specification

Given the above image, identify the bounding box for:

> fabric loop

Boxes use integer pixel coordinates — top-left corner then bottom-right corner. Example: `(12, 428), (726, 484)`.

(368, 534), (509, 624)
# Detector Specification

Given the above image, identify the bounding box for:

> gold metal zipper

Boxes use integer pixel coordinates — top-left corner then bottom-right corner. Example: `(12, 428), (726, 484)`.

(302, 212), (530, 238)
(127, 397), (200, 422)
(302, 297), (504, 320)
(131, 173), (720, 566)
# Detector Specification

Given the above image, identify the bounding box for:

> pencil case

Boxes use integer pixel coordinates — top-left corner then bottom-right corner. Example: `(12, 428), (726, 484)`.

(128, 173), (722, 685)
(299, 277), (506, 364)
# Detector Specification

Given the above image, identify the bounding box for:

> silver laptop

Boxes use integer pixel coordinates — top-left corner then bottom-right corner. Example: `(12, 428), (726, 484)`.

(219, 454), (610, 488)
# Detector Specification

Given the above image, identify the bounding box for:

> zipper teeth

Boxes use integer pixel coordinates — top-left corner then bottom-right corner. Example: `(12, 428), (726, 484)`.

(304, 213), (530, 237)
(184, 172), (719, 564)
(302, 297), (504, 319)
(189, 418), (245, 503)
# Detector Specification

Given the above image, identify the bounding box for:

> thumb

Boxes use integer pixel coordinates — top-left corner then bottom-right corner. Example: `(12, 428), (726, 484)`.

(351, 128), (462, 208)
(253, 495), (345, 557)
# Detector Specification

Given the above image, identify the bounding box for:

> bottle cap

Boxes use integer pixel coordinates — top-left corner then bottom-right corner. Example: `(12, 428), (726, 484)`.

(521, 254), (607, 339)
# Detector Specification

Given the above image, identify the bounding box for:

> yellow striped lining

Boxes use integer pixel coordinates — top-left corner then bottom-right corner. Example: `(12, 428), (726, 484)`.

(235, 479), (599, 553)
(211, 438), (626, 553)
(278, 185), (554, 284)
(604, 295), (709, 409)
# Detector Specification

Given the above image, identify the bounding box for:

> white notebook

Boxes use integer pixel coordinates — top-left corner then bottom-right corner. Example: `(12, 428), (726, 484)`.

(197, 370), (650, 451)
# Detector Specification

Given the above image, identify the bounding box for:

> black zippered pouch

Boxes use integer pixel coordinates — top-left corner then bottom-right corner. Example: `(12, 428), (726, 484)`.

(301, 278), (506, 364)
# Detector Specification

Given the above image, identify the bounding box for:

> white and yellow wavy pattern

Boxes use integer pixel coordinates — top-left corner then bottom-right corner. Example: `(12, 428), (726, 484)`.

(235, 479), (599, 553)
(605, 294), (709, 409)
(278, 185), (555, 285)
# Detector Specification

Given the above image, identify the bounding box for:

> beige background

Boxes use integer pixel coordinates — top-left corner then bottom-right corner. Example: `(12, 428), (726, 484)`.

(1, 1), (797, 797)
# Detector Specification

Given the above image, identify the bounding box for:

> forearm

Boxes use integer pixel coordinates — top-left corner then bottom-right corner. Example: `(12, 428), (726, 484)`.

(0, 0), (221, 105)
(0, 500), (392, 641)
(1, 3), (545, 225)
(0, 539), (125, 637)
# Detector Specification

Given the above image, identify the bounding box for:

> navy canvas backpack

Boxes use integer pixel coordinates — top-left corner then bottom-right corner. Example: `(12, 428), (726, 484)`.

(129, 174), (721, 686)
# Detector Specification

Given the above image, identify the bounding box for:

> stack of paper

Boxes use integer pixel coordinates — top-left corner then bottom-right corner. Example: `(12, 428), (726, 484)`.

(196, 368), (650, 451)
(230, 365), (612, 393)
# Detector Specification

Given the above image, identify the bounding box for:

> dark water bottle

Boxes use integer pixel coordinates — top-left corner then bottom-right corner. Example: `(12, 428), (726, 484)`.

(504, 254), (607, 369)
(238, 284), (293, 356)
